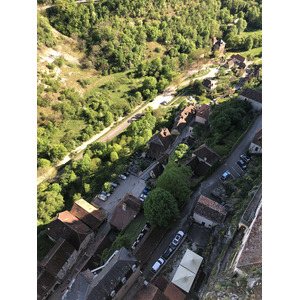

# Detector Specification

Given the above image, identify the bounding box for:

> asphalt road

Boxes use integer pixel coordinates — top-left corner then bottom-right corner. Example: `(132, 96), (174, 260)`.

(141, 113), (262, 279)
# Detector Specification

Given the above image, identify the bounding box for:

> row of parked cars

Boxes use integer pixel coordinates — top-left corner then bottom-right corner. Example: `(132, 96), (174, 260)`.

(139, 186), (151, 202)
(151, 231), (184, 274)
(98, 182), (118, 201)
(220, 153), (251, 182)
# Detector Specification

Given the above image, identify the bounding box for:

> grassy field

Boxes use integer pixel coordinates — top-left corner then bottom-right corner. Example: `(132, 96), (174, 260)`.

(226, 47), (262, 60)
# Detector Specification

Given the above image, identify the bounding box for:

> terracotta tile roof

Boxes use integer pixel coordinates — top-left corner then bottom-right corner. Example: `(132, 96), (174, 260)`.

(154, 275), (169, 292)
(231, 54), (246, 63)
(193, 144), (220, 166)
(146, 128), (173, 159)
(227, 59), (234, 67)
(194, 195), (227, 224)
(196, 103), (210, 120)
(109, 194), (143, 231)
(40, 237), (76, 277)
(172, 104), (196, 134)
(164, 283), (186, 300)
(47, 211), (93, 250)
(70, 199), (107, 230)
(134, 282), (168, 300)
(252, 128), (262, 147)
(237, 207), (262, 273)
(37, 269), (57, 300)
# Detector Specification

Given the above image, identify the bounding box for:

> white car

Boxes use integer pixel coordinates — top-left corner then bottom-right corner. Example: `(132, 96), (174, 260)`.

(151, 257), (165, 273)
(171, 231), (184, 248)
(119, 174), (127, 180)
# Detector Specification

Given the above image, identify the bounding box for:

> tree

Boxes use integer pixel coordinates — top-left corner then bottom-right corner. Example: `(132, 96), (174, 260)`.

(244, 36), (253, 51)
(144, 188), (179, 227)
(103, 182), (112, 193)
(171, 144), (189, 162)
(49, 144), (68, 162)
(104, 111), (114, 126)
(156, 162), (192, 205)
(236, 18), (247, 35)
(110, 151), (119, 162)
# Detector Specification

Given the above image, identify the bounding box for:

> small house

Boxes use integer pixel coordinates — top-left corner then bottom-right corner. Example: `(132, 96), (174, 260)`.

(249, 128), (262, 154)
(202, 79), (217, 91)
(239, 87), (262, 111)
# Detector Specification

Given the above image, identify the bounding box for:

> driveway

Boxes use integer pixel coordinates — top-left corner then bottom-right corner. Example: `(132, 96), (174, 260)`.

(141, 113), (262, 279)
(92, 175), (146, 217)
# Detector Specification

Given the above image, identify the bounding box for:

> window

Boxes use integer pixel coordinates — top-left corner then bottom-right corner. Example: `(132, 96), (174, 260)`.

(255, 147), (259, 151)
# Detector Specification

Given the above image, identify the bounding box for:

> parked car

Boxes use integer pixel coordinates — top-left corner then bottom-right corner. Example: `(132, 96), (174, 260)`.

(139, 197), (145, 202)
(119, 174), (127, 180)
(162, 247), (173, 260)
(161, 101), (167, 105)
(110, 182), (117, 188)
(240, 154), (250, 164)
(220, 171), (231, 181)
(140, 194), (147, 199)
(171, 231), (184, 248)
(237, 160), (247, 170)
(98, 194), (107, 201)
(125, 171), (130, 176)
(143, 189), (149, 195)
(151, 257), (165, 273)
(145, 186), (151, 191)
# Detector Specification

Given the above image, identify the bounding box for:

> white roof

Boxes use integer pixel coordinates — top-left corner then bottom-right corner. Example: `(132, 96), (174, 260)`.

(180, 249), (203, 274)
(171, 265), (195, 293)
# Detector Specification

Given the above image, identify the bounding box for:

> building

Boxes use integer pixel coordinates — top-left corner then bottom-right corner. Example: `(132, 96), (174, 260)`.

(239, 87), (262, 111)
(249, 128), (262, 154)
(193, 195), (227, 227)
(150, 162), (165, 179)
(171, 249), (203, 293)
(185, 144), (220, 177)
(195, 103), (211, 124)
(145, 128), (173, 160)
(63, 248), (140, 300)
(134, 282), (168, 300)
(164, 282), (186, 300)
(70, 199), (107, 231)
(109, 194), (143, 231)
(171, 104), (196, 135)
(231, 54), (246, 65)
(202, 79), (217, 91)
(47, 211), (94, 251)
(212, 37), (226, 55)
(232, 204), (262, 276)
(37, 238), (78, 300)
(225, 59), (235, 68)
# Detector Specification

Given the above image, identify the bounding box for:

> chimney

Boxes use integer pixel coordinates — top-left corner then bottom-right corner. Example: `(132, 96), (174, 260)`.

(122, 203), (127, 211)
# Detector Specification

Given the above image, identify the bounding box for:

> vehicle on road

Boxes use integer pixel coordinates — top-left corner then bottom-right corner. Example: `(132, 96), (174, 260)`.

(220, 171), (232, 181)
(162, 247), (173, 260)
(171, 231), (184, 248)
(118, 174), (127, 180)
(98, 194), (107, 201)
(151, 257), (165, 273)
(161, 101), (167, 105)
(240, 154), (251, 164)
(237, 159), (247, 170)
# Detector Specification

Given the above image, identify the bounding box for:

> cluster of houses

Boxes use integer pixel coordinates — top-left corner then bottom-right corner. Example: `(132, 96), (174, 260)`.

(38, 80), (262, 299)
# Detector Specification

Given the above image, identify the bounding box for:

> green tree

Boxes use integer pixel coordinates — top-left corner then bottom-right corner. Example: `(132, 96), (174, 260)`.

(236, 18), (247, 35)
(244, 36), (253, 51)
(103, 182), (112, 193)
(171, 143), (189, 162)
(144, 188), (179, 227)
(156, 162), (192, 205)
(104, 111), (114, 126)
(110, 151), (119, 162)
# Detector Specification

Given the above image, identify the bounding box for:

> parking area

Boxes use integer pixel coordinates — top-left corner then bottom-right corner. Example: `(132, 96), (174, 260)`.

(92, 175), (146, 216)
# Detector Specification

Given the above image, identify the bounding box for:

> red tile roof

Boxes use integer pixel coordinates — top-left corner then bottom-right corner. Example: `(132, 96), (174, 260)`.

(164, 283), (186, 300)
(134, 282), (168, 300)
(194, 195), (227, 224)
(109, 194), (143, 231)
(196, 103), (211, 120)
(70, 199), (107, 230)
(172, 104), (196, 134)
(47, 211), (93, 250)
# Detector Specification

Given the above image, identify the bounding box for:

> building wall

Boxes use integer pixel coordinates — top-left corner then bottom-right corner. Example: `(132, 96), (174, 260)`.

(195, 116), (206, 124)
(249, 142), (262, 154)
(193, 213), (215, 228)
(115, 265), (141, 300)
(77, 232), (94, 255)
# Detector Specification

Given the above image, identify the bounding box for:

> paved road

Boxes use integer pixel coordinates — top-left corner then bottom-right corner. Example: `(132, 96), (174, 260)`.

(141, 113), (262, 279)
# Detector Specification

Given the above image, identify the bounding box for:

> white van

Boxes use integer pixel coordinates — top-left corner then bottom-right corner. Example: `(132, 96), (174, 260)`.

(151, 257), (165, 274)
